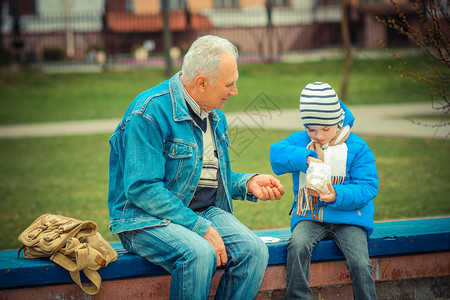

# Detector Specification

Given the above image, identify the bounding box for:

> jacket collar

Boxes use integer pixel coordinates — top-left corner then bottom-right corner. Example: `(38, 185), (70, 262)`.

(169, 72), (220, 123)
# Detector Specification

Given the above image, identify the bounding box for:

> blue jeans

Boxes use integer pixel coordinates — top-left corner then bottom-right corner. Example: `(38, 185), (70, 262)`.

(119, 206), (269, 300)
(286, 220), (376, 300)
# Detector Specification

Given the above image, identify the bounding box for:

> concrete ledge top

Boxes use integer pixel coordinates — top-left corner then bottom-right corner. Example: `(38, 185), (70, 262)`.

(1, 217), (449, 289)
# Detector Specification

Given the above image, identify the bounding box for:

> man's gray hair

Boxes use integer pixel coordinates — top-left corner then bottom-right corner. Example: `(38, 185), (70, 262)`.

(181, 35), (238, 83)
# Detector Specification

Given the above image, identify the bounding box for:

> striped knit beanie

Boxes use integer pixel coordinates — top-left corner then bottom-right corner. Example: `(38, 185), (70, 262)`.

(299, 82), (344, 127)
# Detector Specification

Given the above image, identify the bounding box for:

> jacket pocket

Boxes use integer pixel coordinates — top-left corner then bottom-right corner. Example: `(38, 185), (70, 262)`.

(163, 140), (196, 185)
(165, 140), (193, 158)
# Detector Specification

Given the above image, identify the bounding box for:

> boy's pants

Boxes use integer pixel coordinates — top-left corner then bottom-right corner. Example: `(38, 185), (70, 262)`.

(286, 220), (376, 300)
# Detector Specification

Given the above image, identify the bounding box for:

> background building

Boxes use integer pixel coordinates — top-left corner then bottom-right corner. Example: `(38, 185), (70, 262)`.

(0, 0), (420, 66)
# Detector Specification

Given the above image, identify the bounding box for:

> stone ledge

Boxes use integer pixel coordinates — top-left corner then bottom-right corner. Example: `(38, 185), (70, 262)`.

(1, 252), (448, 299)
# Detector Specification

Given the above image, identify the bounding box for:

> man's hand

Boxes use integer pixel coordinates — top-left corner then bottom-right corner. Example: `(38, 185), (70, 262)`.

(247, 174), (284, 201)
(319, 182), (337, 203)
(203, 226), (227, 267)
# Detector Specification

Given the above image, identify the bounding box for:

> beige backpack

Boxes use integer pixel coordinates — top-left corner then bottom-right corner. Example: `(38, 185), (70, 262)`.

(18, 214), (118, 295)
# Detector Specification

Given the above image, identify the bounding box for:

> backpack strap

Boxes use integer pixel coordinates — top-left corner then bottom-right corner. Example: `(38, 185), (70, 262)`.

(51, 237), (90, 271)
(69, 269), (102, 295)
(17, 245), (25, 259)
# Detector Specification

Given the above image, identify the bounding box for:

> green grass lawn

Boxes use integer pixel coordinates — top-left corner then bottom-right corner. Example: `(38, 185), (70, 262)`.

(0, 56), (448, 251)
(0, 130), (448, 250)
(0, 56), (435, 125)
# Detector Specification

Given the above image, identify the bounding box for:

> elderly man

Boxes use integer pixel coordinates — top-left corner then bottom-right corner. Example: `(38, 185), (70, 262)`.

(107, 35), (284, 299)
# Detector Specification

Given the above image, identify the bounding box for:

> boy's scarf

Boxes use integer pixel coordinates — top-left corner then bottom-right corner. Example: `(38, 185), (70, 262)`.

(297, 126), (350, 219)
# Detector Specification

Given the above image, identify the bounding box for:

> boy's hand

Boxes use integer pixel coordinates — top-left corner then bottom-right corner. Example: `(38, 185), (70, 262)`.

(307, 156), (323, 166)
(319, 182), (337, 203)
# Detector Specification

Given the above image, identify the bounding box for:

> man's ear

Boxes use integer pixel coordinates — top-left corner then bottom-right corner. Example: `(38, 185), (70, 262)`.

(195, 75), (208, 91)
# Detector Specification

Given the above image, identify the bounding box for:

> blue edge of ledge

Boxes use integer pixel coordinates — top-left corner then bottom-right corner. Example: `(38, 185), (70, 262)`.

(1, 217), (449, 289)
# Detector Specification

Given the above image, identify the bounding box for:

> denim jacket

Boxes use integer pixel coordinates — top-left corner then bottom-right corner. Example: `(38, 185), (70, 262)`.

(108, 72), (257, 237)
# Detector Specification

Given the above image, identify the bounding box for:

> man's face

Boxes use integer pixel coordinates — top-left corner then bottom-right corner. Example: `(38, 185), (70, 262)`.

(199, 53), (239, 110)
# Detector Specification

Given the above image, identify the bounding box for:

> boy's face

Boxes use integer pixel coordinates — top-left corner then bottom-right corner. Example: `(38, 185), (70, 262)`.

(305, 125), (339, 145)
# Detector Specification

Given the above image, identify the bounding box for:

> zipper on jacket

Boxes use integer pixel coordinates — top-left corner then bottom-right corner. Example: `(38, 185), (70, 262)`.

(319, 206), (325, 222)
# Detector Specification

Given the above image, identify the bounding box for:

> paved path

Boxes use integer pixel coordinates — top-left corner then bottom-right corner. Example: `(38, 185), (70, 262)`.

(0, 102), (447, 140)
(226, 101), (448, 140)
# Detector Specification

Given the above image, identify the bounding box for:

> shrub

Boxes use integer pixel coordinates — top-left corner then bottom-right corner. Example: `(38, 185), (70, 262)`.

(42, 47), (65, 62)
(0, 48), (15, 66)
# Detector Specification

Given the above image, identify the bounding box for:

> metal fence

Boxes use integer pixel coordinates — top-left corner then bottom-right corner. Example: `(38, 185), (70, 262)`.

(0, 4), (414, 70)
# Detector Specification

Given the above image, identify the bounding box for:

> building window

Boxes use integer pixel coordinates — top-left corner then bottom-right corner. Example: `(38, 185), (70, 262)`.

(214, 0), (239, 9)
(271, 0), (290, 7)
(316, 0), (340, 5)
(162, 0), (187, 9)
(107, 0), (134, 12)
(9, 0), (36, 15)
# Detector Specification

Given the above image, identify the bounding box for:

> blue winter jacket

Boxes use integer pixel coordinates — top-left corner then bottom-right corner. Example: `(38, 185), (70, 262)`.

(108, 72), (257, 237)
(270, 102), (378, 236)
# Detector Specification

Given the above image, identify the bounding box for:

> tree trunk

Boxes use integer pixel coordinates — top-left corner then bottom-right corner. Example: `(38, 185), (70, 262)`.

(162, 0), (173, 78)
(340, 0), (353, 102)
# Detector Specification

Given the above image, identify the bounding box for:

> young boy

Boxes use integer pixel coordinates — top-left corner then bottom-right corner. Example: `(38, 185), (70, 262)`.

(270, 82), (378, 299)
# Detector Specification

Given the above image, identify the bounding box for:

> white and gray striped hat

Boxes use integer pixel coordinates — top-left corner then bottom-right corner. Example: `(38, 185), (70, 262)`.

(299, 82), (344, 127)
